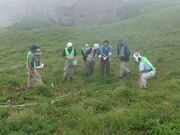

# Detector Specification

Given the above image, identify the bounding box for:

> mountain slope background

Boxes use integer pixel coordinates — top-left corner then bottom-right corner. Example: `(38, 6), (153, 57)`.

(0, 0), (180, 134)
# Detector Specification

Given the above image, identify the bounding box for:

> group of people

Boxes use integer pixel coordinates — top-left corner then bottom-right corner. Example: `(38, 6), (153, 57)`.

(26, 40), (156, 89)
(62, 40), (131, 79)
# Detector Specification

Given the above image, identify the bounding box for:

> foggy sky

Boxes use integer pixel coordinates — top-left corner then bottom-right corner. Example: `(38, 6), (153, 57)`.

(0, 0), (169, 28)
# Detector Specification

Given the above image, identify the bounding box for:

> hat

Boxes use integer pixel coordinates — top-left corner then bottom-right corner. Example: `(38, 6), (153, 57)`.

(35, 48), (41, 55)
(133, 52), (142, 62)
(31, 45), (39, 50)
(85, 43), (89, 48)
(67, 42), (73, 48)
(94, 44), (99, 49)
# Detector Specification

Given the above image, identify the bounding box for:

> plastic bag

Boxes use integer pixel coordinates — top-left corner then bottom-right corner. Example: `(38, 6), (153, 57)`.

(73, 58), (78, 67)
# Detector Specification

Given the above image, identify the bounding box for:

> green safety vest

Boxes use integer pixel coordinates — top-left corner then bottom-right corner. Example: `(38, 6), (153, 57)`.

(140, 57), (154, 73)
(82, 47), (90, 55)
(65, 47), (74, 62)
(26, 52), (36, 68)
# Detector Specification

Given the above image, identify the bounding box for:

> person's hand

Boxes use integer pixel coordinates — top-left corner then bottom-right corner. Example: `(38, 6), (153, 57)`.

(120, 56), (124, 61)
(67, 57), (71, 60)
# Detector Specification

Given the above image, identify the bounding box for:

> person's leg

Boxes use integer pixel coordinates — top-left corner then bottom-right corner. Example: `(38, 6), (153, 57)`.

(124, 66), (131, 74)
(64, 61), (69, 78)
(120, 61), (126, 77)
(140, 73), (147, 88)
(34, 69), (43, 85)
(28, 68), (34, 88)
(90, 62), (95, 76)
(100, 60), (105, 75)
(70, 62), (74, 78)
(83, 60), (85, 69)
(106, 62), (110, 76)
(140, 70), (155, 88)
(84, 61), (90, 76)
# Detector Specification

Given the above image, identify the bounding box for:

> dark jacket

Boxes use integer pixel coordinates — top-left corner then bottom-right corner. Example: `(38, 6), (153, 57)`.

(81, 49), (86, 61)
(117, 43), (130, 62)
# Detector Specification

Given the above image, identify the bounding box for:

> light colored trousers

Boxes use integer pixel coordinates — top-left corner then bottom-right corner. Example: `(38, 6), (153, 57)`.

(140, 69), (156, 88)
(64, 61), (74, 78)
(120, 61), (130, 77)
(28, 68), (43, 88)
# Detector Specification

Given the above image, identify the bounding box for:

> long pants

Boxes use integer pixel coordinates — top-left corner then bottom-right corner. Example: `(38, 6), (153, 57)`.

(140, 69), (156, 88)
(100, 61), (110, 76)
(64, 61), (74, 78)
(27, 68), (43, 88)
(84, 61), (95, 76)
(83, 60), (86, 69)
(120, 61), (130, 77)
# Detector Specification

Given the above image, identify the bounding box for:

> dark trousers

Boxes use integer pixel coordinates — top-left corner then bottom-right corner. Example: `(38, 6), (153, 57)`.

(84, 61), (95, 76)
(100, 61), (110, 76)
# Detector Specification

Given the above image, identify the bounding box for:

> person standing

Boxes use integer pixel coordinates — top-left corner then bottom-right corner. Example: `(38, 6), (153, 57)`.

(133, 52), (156, 89)
(62, 42), (77, 81)
(82, 43), (90, 69)
(117, 40), (131, 79)
(26, 45), (43, 89)
(34, 48), (42, 72)
(84, 44), (100, 76)
(100, 40), (113, 76)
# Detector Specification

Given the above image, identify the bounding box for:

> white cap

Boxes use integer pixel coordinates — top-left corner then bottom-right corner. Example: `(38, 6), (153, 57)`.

(85, 43), (89, 47)
(133, 52), (142, 62)
(94, 44), (99, 49)
(67, 42), (73, 48)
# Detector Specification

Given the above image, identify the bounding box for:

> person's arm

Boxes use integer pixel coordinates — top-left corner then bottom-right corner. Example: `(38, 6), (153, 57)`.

(110, 46), (113, 53)
(85, 48), (92, 57)
(74, 49), (77, 59)
(29, 62), (34, 74)
(100, 46), (105, 56)
(138, 71), (143, 87)
(138, 63), (144, 87)
(124, 45), (130, 59)
(117, 46), (120, 58)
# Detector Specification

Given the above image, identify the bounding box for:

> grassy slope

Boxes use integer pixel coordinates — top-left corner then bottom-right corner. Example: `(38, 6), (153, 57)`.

(0, 1), (180, 134)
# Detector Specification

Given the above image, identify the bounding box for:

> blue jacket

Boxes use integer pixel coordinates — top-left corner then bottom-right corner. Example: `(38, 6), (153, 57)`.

(100, 45), (113, 62)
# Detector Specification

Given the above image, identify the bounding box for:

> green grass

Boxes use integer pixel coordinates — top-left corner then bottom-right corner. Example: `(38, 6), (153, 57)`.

(0, 0), (180, 134)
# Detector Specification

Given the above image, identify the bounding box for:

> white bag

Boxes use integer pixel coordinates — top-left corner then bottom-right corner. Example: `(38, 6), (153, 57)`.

(73, 58), (78, 67)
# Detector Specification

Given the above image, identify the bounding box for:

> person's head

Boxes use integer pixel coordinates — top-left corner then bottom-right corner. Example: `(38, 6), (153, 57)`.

(133, 52), (142, 62)
(35, 48), (41, 56)
(67, 42), (73, 49)
(93, 44), (100, 50)
(118, 39), (123, 46)
(103, 40), (109, 48)
(31, 45), (39, 53)
(85, 43), (89, 49)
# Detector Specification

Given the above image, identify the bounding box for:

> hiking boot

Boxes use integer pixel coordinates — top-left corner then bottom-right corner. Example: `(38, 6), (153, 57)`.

(118, 76), (123, 79)
(70, 77), (73, 81)
(28, 86), (34, 89)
